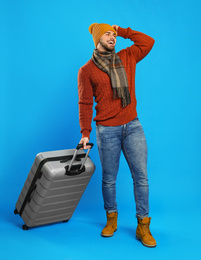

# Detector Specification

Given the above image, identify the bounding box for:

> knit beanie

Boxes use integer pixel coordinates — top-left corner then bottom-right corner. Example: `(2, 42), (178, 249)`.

(89, 23), (117, 48)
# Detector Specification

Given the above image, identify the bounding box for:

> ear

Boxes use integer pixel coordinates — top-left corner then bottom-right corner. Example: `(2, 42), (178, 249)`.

(96, 42), (100, 50)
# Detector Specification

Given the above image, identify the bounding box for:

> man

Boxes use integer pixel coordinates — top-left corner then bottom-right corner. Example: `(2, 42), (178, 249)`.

(78, 23), (156, 247)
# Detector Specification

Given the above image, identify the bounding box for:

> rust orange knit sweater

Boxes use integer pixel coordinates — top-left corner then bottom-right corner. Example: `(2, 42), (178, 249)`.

(78, 27), (155, 139)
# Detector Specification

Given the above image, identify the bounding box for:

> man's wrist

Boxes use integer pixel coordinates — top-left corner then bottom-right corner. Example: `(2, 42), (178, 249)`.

(117, 27), (129, 38)
(81, 130), (90, 140)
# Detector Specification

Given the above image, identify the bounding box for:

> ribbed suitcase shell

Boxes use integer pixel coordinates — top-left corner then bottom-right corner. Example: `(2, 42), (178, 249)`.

(15, 148), (95, 228)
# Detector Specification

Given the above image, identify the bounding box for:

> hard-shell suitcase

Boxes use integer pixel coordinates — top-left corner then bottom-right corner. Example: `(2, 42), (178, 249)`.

(14, 143), (95, 230)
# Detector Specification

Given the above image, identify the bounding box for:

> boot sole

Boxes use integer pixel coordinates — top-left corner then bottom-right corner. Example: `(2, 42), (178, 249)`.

(101, 229), (117, 237)
(136, 234), (157, 248)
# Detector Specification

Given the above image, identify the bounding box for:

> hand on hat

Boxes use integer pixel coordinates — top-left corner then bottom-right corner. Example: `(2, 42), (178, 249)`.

(112, 25), (119, 35)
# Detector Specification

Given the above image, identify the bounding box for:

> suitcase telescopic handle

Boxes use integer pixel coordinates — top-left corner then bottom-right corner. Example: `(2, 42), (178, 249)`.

(68, 143), (94, 172)
(76, 143), (94, 150)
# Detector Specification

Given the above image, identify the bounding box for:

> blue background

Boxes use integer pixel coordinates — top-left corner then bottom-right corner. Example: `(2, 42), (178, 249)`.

(1, 0), (201, 259)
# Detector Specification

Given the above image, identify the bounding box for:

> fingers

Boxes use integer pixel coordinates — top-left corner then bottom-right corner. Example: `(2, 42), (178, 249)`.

(79, 137), (90, 150)
(112, 25), (118, 29)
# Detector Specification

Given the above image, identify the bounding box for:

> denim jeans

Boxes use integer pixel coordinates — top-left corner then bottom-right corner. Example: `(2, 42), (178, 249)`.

(96, 117), (149, 219)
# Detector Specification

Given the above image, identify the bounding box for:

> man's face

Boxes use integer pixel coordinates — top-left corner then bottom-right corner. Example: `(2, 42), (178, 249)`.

(97, 31), (117, 52)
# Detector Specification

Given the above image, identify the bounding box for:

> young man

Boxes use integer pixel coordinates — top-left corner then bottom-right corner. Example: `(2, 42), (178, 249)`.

(78, 23), (156, 247)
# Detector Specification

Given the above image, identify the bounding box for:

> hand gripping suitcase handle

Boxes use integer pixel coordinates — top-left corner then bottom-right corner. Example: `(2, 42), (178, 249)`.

(76, 143), (94, 150)
(68, 143), (94, 172)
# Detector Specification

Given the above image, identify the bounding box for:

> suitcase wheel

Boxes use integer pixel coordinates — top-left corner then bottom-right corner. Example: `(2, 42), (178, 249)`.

(63, 220), (69, 223)
(22, 225), (29, 230)
(14, 209), (18, 215)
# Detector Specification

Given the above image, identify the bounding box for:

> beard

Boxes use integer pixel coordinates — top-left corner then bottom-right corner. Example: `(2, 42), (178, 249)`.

(99, 38), (115, 52)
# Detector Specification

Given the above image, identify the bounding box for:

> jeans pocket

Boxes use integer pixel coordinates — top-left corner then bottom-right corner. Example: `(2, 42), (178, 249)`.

(96, 125), (105, 135)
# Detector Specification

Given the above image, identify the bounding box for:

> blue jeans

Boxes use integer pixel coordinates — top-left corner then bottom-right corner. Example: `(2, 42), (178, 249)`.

(96, 118), (149, 219)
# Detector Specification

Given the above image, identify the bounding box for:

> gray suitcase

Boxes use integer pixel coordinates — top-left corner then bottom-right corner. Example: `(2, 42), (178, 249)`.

(14, 143), (95, 230)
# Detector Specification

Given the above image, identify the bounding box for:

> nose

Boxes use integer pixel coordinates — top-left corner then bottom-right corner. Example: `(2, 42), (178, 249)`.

(110, 35), (116, 41)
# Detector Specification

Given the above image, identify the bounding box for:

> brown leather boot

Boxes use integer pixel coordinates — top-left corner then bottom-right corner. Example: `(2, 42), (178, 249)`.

(136, 217), (157, 247)
(101, 212), (118, 237)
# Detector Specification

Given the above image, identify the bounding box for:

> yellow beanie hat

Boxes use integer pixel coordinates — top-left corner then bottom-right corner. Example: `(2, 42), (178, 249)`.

(89, 23), (117, 48)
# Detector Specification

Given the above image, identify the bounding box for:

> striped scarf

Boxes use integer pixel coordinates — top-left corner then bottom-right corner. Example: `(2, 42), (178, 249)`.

(92, 49), (131, 107)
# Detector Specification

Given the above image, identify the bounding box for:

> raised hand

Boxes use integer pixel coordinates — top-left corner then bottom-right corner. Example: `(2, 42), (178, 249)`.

(112, 25), (119, 35)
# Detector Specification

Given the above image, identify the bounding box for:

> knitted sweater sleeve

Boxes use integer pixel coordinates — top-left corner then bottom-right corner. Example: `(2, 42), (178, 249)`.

(78, 66), (93, 139)
(117, 27), (155, 63)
